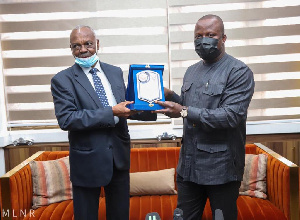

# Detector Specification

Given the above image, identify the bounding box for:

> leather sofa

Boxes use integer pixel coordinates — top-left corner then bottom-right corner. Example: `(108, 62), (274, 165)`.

(0, 143), (299, 220)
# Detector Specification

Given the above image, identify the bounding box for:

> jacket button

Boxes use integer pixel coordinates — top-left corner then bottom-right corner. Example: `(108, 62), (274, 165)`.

(109, 146), (112, 149)
(193, 123), (196, 127)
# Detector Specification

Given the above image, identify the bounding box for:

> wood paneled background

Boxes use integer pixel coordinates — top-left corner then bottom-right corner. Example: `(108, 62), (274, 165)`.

(3, 139), (182, 172)
(3, 133), (300, 172)
(246, 133), (300, 166)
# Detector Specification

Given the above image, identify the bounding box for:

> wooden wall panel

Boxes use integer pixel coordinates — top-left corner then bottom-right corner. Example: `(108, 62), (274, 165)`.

(3, 134), (300, 173)
(246, 133), (300, 166)
(4, 143), (69, 172)
(3, 139), (181, 172)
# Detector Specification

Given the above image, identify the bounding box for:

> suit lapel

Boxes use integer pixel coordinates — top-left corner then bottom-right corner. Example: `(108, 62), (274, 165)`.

(72, 64), (102, 108)
(100, 62), (123, 103)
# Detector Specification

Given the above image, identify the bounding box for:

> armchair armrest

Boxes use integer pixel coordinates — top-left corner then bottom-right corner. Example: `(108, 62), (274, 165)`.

(255, 143), (299, 220)
(0, 151), (70, 220)
(0, 151), (44, 220)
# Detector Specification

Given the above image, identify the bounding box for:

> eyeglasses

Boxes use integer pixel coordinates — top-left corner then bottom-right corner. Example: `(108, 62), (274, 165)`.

(70, 42), (95, 50)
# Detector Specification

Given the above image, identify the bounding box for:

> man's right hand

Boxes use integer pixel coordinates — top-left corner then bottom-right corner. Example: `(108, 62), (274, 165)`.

(112, 101), (134, 118)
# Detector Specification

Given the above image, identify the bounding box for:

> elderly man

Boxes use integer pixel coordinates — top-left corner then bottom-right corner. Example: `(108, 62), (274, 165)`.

(51, 25), (156, 220)
(155, 15), (255, 220)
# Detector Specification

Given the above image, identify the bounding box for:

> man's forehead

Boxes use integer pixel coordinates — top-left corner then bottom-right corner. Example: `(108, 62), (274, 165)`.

(195, 18), (221, 31)
(73, 27), (92, 36)
(197, 18), (217, 26)
(70, 28), (95, 41)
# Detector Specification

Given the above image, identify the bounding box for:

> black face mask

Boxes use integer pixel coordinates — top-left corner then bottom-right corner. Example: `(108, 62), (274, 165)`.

(194, 37), (221, 61)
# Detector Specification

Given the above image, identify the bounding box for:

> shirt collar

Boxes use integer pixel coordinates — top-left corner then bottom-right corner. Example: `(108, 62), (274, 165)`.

(81, 60), (102, 77)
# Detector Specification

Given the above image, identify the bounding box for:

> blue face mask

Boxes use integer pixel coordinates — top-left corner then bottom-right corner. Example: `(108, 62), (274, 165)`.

(75, 53), (99, 68)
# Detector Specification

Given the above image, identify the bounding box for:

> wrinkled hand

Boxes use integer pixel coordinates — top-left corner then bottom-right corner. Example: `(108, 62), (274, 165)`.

(112, 101), (134, 118)
(153, 101), (182, 118)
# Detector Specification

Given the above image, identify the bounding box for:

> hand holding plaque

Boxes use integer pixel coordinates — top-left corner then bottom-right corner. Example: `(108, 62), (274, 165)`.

(126, 64), (165, 110)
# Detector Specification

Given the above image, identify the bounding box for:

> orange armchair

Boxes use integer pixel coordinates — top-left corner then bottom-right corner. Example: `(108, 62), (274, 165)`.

(0, 143), (299, 220)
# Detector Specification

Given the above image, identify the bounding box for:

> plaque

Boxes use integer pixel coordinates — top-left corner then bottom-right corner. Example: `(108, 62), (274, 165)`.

(126, 64), (165, 110)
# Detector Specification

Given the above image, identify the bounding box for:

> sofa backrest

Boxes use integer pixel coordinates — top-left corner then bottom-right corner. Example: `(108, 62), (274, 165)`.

(1, 144), (297, 220)
(130, 147), (180, 173)
(34, 151), (69, 161)
(245, 144), (258, 154)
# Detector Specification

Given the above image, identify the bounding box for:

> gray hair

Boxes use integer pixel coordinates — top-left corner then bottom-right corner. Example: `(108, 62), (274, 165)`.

(71, 25), (97, 38)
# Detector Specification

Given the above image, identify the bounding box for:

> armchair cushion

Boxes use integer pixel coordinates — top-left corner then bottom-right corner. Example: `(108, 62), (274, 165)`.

(239, 154), (268, 199)
(29, 156), (72, 209)
(130, 168), (177, 196)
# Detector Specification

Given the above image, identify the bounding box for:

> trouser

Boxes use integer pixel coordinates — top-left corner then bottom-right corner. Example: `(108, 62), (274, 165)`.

(72, 166), (129, 220)
(176, 175), (241, 220)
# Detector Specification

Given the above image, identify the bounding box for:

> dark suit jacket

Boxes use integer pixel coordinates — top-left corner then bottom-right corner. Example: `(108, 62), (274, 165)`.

(51, 62), (156, 187)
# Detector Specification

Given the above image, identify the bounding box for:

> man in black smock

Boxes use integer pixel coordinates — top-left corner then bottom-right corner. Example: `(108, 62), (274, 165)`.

(155, 14), (255, 220)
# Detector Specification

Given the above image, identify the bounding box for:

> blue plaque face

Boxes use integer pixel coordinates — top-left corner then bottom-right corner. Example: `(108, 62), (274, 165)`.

(126, 64), (165, 110)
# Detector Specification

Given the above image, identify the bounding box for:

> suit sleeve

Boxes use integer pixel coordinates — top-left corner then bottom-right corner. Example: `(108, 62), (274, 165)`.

(51, 76), (115, 131)
(166, 92), (182, 104)
(187, 65), (255, 131)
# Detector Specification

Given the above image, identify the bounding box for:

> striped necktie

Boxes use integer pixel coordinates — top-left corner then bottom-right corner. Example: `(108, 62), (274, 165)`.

(89, 68), (110, 107)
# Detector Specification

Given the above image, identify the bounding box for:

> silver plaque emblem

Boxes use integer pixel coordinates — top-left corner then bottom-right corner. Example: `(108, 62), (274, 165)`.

(137, 70), (162, 104)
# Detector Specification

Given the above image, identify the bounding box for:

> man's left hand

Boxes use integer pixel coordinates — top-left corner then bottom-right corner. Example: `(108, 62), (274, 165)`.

(153, 101), (182, 118)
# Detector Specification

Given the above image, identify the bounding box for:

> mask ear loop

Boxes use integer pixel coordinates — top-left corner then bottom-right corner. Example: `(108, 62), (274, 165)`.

(96, 39), (99, 55)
